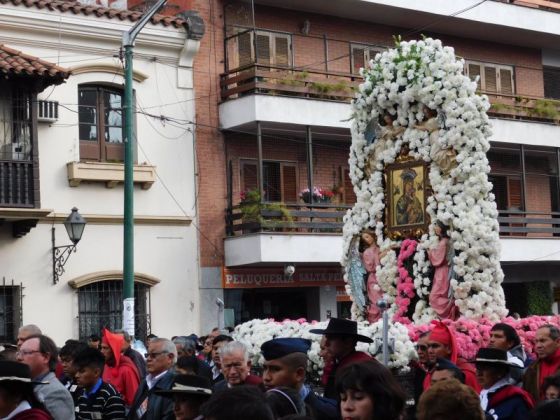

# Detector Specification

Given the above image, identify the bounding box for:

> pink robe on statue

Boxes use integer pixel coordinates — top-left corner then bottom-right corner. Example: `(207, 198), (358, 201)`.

(363, 245), (382, 323)
(428, 237), (457, 319)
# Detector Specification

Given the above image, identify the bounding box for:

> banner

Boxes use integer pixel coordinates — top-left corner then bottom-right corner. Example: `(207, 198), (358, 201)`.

(222, 267), (345, 289)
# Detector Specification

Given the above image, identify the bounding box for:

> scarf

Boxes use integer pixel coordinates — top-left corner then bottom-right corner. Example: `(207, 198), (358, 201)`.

(539, 348), (560, 389)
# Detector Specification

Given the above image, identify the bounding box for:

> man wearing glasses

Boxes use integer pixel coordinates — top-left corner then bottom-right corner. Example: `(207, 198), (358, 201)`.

(213, 341), (263, 392)
(129, 338), (177, 420)
(17, 334), (74, 419)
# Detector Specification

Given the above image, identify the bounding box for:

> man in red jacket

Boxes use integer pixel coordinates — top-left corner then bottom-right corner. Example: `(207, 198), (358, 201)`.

(423, 321), (481, 393)
(100, 328), (140, 408)
(310, 318), (374, 400)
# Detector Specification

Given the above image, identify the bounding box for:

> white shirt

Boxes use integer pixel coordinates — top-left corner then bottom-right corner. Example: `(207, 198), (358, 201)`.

(146, 370), (168, 390)
(480, 377), (511, 411)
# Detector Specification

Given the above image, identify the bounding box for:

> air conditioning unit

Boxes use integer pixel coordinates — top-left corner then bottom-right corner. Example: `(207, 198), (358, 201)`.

(37, 100), (59, 123)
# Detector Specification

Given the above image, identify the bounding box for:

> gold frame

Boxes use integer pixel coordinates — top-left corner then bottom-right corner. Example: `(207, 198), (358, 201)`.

(385, 154), (431, 240)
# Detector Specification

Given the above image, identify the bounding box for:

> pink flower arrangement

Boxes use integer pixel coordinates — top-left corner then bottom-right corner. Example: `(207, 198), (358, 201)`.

(393, 239), (418, 324)
(407, 315), (560, 360)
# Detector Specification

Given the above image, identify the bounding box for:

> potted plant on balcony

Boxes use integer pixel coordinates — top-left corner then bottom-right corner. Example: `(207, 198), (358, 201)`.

(299, 187), (334, 204)
(239, 189), (292, 232)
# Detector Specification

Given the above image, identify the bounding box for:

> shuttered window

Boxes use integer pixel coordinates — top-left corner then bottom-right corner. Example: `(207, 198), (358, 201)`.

(240, 159), (298, 202)
(465, 61), (515, 94)
(351, 44), (381, 74)
(235, 29), (292, 68)
(488, 175), (522, 211)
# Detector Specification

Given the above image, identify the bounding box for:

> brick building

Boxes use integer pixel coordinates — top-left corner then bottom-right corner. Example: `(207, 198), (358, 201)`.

(172, 0), (560, 330)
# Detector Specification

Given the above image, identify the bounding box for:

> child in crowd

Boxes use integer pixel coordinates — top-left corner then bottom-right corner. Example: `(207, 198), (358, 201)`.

(73, 348), (126, 420)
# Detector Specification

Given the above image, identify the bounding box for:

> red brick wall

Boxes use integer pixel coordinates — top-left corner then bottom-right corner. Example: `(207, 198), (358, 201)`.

(190, 1), (546, 268)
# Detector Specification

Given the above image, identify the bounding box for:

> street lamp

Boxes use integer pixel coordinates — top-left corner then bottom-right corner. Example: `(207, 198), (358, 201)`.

(52, 207), (87, 284)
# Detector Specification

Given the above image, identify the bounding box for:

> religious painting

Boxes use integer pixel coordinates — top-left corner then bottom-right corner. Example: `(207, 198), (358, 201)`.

(385, 158), (430, 239)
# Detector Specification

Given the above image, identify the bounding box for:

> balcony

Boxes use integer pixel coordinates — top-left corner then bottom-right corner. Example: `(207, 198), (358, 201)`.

(221, 29), (560, 129)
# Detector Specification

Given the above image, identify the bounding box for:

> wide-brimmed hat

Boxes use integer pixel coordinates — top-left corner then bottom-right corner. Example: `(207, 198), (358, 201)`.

(0, 361), (47, 384)
(474, 348), (522, 368)
(155, 374), (213, 397)
(309, 318), (373, 343)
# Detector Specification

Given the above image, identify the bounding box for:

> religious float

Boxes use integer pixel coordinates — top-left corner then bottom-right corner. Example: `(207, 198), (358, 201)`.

(233, 38), (560, 375)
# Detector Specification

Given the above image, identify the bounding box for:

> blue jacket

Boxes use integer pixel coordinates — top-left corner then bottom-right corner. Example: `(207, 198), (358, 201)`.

(486, 384), (533, 420)
(304, 389), (338, 420)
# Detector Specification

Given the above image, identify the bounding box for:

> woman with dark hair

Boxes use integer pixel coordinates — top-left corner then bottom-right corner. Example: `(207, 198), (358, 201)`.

(428, 220), (458, 320)
(336, 360), (406, 420)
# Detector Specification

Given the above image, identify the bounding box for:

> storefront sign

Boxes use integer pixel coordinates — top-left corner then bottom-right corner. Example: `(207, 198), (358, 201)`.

(222, 267), (345, 289)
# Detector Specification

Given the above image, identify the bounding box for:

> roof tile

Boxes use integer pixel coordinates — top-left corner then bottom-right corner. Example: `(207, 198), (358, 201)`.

(0, 44), (70, 80)
(0, 0), (190, 29)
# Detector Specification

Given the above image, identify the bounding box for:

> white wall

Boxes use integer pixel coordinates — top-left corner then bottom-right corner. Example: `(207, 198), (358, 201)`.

(0, 5), (202, 342)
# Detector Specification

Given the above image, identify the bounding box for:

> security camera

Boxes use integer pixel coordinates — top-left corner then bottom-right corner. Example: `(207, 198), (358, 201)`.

(216, 298), (224, 308)
(284, 264), (296, 277)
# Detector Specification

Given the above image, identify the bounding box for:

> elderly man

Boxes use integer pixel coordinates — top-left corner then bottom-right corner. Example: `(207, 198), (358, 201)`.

(173, 336), (212, 380)
(261, 337), (337, 420)
(129, 338), (177, 420)
(423, 321), (480, 392)
(17, 334), (74, 419)
(213, 341), (262, 391)
(210, 335), (233, 384)
(310, 318), (373, 399)
(16, 324), (42, 349)
(523, 324), (560, 402)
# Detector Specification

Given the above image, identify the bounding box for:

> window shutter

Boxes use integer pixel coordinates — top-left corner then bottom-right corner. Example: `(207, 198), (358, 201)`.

(256, 33), (271, 65)
(499, 68), (513, 95)
(467, 63), (482, 90)
(281, 163), (297, 203)
(352, 45), (365, 74)
(274, 36), (290, 67)
(507, 178), (522, 210)
(241, 161), (258, 192)
(484, 66), (498, 92)
(237, 31), (253, 68)
(343, 168), (356, 204)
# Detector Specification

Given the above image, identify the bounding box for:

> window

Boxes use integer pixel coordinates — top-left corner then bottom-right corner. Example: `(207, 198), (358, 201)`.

(0, 89), (32, 161)
(240, 159), (298, 203)
(235, 29), (292, 69)
(78, 85), (125, 161)
(488, 145), (523, 211)
(0, 279), (22, 342)
(77, 280), (150, 341)
(465, 61), (514, 94)
(351, 43), (381, 74)
(544, 66), (560, 99)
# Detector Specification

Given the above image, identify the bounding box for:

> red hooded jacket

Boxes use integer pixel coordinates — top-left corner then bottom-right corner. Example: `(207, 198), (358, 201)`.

(101, 329), (140, 406)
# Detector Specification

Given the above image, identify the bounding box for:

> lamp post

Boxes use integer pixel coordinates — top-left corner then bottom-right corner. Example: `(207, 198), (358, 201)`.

(52, 207), (87, 284)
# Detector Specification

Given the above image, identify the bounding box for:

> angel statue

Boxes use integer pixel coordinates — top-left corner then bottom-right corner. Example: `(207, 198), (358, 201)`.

(428, 221), (459, 320)
(346, 236), (367, 312)
(415, 105), (457, 175)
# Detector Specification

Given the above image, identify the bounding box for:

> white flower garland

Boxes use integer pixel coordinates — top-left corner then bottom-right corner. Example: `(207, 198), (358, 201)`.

(342, 38), (507, 322)
(232, 318), (416, 373)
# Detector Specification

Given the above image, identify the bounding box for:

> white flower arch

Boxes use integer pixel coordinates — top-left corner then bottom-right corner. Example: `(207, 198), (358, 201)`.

(342, 38), (507, 322)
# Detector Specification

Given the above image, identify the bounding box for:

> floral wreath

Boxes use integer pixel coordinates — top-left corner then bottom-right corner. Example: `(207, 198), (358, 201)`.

(342, 37), (507, 323)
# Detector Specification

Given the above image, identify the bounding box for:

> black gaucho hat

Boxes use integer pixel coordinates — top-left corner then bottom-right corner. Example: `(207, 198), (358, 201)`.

(474, 348), (522, 368)
(155, 374), (213, 398)
(309, 318), (373, 343)
(0, 361), (46, 384)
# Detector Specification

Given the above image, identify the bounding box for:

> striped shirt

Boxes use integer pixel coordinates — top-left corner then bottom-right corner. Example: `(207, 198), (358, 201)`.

(76, 380), (126, 420)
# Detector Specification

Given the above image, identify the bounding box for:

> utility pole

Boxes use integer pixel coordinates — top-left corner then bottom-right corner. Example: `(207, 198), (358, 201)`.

(122, 0), (167, 337)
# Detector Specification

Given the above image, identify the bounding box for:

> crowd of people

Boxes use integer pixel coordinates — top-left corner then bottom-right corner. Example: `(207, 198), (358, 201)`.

(0, 318), (559, 419)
